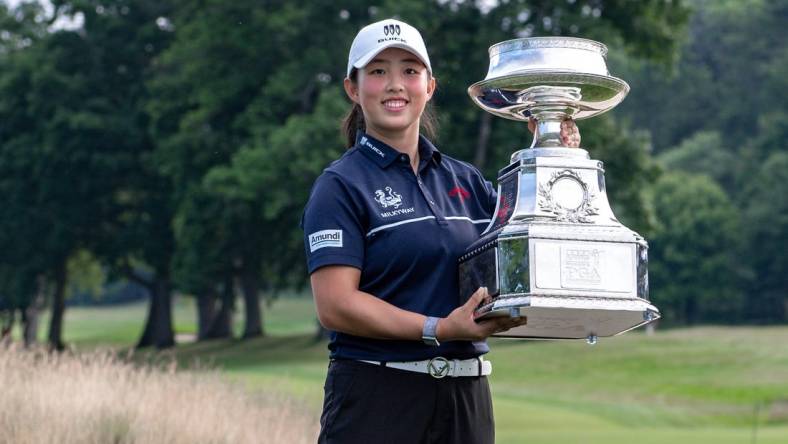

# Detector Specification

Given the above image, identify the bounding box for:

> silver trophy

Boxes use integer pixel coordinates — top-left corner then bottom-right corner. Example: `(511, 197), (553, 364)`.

(459, 37), (660, 341)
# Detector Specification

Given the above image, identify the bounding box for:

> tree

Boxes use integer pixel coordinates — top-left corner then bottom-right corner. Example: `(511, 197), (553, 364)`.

(393, 0), (686, 234)
(171, 186), (236, 339)
(658, 131), (737, 193)
(149, 1), (381, 338)
(0, 2), (133, 349)
(616, 0), (786, 152)
(205, 87), (349, 294)
(16, 0), (173, 346)
(146, 0), (285, 339)
(648, 172), (742, 324)
(739, 151), (788, 322)
(611, 0), (787, 324)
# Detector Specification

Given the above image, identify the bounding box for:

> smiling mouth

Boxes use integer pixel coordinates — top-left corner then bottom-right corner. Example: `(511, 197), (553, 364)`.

(382, 99), (408, 111)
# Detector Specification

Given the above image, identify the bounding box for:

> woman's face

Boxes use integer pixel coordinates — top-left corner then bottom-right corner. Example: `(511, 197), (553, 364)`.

(345, 47), (435, 140)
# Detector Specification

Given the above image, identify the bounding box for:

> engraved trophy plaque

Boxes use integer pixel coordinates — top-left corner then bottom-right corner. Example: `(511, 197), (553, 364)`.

(460, 37), (660, 341)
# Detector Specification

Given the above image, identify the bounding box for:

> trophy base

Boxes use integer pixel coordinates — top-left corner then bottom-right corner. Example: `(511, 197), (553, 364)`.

(474, 294), (660, 339)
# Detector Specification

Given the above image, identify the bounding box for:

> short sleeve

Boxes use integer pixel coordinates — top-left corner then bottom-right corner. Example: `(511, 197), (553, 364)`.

(482, 177), (497, 216)
(468, 165), (497, 217)
(301, 172), (366, 274)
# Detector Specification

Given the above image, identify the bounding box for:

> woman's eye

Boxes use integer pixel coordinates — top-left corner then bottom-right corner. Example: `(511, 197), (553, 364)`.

(405, 68), (419, 75)
(369, 68), (385, 75)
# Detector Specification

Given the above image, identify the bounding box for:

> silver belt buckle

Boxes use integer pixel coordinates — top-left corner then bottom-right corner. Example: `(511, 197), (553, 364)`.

(427, 356), (450, 378)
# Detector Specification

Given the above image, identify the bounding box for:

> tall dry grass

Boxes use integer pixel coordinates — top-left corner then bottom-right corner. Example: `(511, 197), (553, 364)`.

(0, 344), (318, 444)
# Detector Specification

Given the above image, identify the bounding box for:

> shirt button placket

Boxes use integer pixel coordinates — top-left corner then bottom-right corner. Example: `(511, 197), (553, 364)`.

(417, 178), (429, 202)
(417, 176), (444, 224)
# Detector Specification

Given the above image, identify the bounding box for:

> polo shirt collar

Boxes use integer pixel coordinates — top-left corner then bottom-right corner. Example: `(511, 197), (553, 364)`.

(356, 132), (400, 168)
(418, 134), (442, 167)
(356, 132), (442, 168)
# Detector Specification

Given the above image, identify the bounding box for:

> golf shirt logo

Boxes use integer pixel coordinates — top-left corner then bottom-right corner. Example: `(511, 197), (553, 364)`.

(308, 229), (343, 252)
(448, 186), (471, 202)
(360, 136), (385, 158)
(374, 186), (403, 209)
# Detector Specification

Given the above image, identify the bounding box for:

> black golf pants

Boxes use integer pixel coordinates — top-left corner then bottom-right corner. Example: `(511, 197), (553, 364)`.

(318, 359), (495, 444)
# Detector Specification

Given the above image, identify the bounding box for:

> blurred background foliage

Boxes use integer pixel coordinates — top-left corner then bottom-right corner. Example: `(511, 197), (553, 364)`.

(0, 0), (785, 349)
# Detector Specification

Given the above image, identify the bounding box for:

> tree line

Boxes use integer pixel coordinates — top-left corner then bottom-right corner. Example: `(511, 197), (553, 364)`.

(0, 0), (783, 350)
(617, 0), (787, 324)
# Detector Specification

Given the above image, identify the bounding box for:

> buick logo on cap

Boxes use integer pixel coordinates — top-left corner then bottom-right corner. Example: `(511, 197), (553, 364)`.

(383, 24), (401, 36)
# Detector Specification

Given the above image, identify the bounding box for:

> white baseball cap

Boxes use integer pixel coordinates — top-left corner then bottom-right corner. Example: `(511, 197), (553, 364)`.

(346, 19), (432, 78)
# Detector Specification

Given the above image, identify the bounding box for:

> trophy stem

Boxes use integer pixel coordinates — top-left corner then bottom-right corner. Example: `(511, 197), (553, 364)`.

(531, 116), (565, 149)
(519, 86), (581, 149)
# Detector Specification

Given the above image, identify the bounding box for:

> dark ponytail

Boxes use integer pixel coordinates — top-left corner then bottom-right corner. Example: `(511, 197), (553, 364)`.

(341, 70), (440, 148)
(342, 102), (367, 148)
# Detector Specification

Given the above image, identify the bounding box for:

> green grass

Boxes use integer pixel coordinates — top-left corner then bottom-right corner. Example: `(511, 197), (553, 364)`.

(19, 297), (788, 443)
(18, 294), (319, 346)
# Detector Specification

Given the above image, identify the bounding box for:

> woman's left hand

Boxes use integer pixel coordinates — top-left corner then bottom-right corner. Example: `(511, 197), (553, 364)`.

(437, 287), (527, 341)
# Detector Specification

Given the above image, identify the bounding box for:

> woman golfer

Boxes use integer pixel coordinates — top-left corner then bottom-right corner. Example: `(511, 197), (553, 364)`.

(303, 18), (580, 443)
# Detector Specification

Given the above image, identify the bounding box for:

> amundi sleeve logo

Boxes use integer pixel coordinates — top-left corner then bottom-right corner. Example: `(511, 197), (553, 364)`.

(309, 229), (343, 252)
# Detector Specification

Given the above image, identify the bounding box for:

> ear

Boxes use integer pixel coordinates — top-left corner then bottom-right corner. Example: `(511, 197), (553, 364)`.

(425, 76), (437, 101)
(344, 77), (360, 104)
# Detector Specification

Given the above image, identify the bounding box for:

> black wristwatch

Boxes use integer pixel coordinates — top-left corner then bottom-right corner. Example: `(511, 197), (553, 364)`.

(422, 316), (440, 346)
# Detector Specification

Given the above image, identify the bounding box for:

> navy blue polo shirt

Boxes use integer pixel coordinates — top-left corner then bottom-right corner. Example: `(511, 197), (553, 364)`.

(302, 132), (497, 362)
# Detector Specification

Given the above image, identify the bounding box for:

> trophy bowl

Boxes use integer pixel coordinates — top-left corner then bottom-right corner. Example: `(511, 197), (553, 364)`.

(468, 37), (629, 122)
(459, 36), (659, 341)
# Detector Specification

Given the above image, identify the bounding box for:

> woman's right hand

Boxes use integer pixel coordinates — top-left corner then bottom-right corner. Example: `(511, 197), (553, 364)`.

(436, 287), (527, 341)
(528, 117), (582, 148)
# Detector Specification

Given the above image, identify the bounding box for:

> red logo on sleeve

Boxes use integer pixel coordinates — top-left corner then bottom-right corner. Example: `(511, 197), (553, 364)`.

(448, 186), (471, 202)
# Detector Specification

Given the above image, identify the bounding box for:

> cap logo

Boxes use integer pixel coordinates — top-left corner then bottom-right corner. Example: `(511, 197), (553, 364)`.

(383, 24), (401, 36)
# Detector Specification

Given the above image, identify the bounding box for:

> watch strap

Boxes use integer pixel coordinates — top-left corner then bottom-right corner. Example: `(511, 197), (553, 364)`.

(422, 316), (440, 346)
